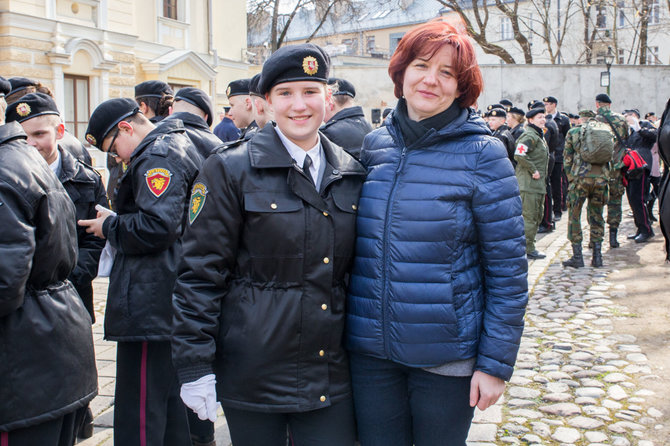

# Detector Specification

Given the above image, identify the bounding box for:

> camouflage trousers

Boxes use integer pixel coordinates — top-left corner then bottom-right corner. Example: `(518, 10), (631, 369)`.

(606, 173), (625, 230)
(567, 179), (609, 244)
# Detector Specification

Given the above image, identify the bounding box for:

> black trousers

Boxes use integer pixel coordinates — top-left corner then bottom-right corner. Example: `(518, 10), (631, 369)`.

(626, 170), (653, 236)
(541, 181), (553, 227)
(0, 410), (83, 446)
(114, 341), (191, 446)
(551, 161), (564, 215)
(223, 399), (356, 446)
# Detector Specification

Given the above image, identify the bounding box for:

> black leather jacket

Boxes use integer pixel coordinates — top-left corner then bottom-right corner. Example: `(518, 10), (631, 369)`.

(0, 122), (97, 431)
(172, 124), (365, 412)
(320, 106), (373, 160)
(101, 120), (203, 341)
(161, 112), (222, 159)
(58, 147), (108, 321)
(493, 127), (517, 167)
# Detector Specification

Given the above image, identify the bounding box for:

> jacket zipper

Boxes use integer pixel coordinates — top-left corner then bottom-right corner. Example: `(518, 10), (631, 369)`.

(381, 145), (407, 357)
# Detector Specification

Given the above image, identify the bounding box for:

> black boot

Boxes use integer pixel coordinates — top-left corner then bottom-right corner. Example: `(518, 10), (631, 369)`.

(563, 244), (584, 268)
(591, 242), (603, 267)
(648, 201), (657, 222)
(609, 229), (620, 248)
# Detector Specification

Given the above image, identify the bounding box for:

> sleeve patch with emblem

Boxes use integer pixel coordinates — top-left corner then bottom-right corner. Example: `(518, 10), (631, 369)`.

(189, 182), (208, 224)
(145, 168), (172, 197)
(515, 143), (529, 156)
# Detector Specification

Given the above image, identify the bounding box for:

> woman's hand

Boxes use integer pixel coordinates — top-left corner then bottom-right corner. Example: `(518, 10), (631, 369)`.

(469, 370), (505, 411)
(532, 170), (540, 180)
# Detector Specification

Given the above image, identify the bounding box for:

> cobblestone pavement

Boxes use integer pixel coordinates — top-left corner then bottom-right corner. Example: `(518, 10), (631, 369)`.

(78, 209), (665, 446)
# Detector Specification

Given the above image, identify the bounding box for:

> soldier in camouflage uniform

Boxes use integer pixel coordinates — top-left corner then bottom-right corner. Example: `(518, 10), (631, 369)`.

(515, 107), (549, 259)
(562, 110), (611, 268)
(594, 93), (629, 248)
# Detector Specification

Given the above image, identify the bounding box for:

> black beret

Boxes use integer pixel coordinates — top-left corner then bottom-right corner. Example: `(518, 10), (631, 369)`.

(595, 93), (611, 104)
(135, 80), (173, 99)
(543, 96), (558, 104)
(259, 43), (330, 95)
(624, 108), (640, 118)
(0, 76), (10, 97)
(6, 92), (60, 123)
(526, 107), (545, 119)
(85, 98), (140, 149)
(226, 79), (250, 98)
(487, 103), (505, 111)
(248, 74), (263, 97)
(8, 77), (38, 96)
(508, 106), (525, 116)
(569, 113), (580, 119)
(499, 99), (513, 107)
(175, 87), (214, 126)
(483, 110), (491, 118)
(329, 77), (355, 98)
(489, 108), (507, 118)
(529, 100), (545, 110)
(645, 112), (655, 119)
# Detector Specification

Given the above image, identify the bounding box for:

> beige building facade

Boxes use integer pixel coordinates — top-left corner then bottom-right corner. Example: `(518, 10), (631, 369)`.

(0, 0), (248, 154)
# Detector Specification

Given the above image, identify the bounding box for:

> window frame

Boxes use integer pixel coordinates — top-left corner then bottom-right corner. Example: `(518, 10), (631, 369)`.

(63, 74), (90, 142)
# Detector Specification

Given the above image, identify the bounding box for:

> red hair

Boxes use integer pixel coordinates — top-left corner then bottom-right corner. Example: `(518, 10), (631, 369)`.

(388, 18), (483, 108)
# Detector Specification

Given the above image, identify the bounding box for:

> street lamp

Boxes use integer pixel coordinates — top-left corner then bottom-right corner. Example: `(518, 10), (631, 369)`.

(602, 47), (615, 96)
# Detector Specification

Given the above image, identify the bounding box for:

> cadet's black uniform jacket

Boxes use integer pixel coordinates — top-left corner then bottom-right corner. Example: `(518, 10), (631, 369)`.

(160, 111), (222, 159)
(172, 123), (366, 413)
(0, 122), (97, 432)
(58, 147), (108, 322)
(320, 106), (373, 160)
(101, 119), (203, 341)
(493, 127), (517, 166)
(60, 130), (92, 165)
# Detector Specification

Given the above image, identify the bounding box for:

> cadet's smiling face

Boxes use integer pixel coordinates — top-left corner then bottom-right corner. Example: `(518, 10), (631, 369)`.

(21, 115), (64, 165)
(267, 81), (328, 151)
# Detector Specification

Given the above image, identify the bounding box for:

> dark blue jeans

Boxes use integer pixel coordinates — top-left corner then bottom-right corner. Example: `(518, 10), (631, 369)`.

(350, 353), (475, 446)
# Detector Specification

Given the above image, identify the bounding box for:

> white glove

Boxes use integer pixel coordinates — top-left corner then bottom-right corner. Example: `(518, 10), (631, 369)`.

(180, 374), (220, 422)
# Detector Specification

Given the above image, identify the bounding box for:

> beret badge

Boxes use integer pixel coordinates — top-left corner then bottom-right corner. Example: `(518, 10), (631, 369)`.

(302, 56), (318, 76)
(16, 102), (31, 117)
(226, 86), (231, 97)
(86, 134), (97, 146)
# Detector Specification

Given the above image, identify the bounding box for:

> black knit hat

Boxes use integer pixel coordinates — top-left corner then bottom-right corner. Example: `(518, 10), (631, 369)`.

(6, 92), (60, 123)
(595, 93), (611, 104)
(258, 43), (330, 95)
(0, 76), (11, 97)
(175, 87), (214, 126)
(85, 98), (140, 149)
(328, 77), (356, 98)
(135, 80), (173, 99)
(226, 79), (250, 98)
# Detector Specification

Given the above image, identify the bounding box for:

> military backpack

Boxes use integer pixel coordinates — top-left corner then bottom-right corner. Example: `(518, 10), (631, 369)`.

(579, 120), (615, 164)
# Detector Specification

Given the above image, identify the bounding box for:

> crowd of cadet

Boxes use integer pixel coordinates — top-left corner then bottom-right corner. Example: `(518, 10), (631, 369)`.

(1, 19), (670, 446)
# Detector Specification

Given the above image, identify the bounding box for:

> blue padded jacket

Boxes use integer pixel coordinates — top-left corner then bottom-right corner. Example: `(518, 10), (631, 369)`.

(346, 107), (528, 381)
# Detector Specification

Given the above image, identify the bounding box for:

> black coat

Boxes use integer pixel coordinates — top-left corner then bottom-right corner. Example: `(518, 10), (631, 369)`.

(161, 112), (222, 159)
(60, 130), (92, 165)
(320, 106), (373, 159)
(658, 99), (670, 261)
(101, 120), (203, 341)
(626, 121), (658, 168)
(511, 123), (524, 141)
(172, 124), (366, 412)
(59, 148), (108, 322)
(493, 127), (516, 166)
(0, 122), (97, 431)
(547, 112), (571, 163)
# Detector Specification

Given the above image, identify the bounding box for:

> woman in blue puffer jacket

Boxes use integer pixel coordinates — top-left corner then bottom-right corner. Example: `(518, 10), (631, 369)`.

(346, 18), (529, 446)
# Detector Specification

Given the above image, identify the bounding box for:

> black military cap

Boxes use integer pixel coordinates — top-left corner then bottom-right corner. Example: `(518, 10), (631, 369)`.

(595, 93), (611, 104)
(8, 77), (38, 96)
(526, 107), (545, 119)
(499, 99), (513, 108)
(569, 113), (580, 120)
(175, 87), (214, 126)
(529, 100), (545, 110)
(248, 73), (263, 98)
(483, 110), (491, 118)
(329, 77), (356, 98)
(226, 79), (250, 98)
(135, 80), (173, 99)
(508, 106), (525, 116)
(489, 108), (507, 118)
(644, 112), (655, 119)
(543, 96), (558, 104)
(624, 108), (640, 118)
(6, 92), (60, 123)
(0, 76), (10, 97)
(85, 98), (140, 149)
(487, 103), (505, 111)
(258, 43), (330, 95)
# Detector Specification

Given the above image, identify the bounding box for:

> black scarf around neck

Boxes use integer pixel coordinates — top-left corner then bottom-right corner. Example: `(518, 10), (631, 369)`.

(528, 123), (544, 138)
(394, 98), (461, 147)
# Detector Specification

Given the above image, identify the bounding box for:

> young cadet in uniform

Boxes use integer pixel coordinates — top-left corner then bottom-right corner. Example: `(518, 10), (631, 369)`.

(595, 93), (629, 247)
(172, 43), (365, 446)
(0, 76), (98, 445)
(162, 86), (222, 159)
(562, 110), (612, 268)
(320, 77), (373, 160)
(226, 78), (257, 139)
(79, 98), (202, 446)
(248, 72), (275, 130)
(213, 106), (240, 142)
(515, 106), (550, 259)
(487, 107), (516, 166)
